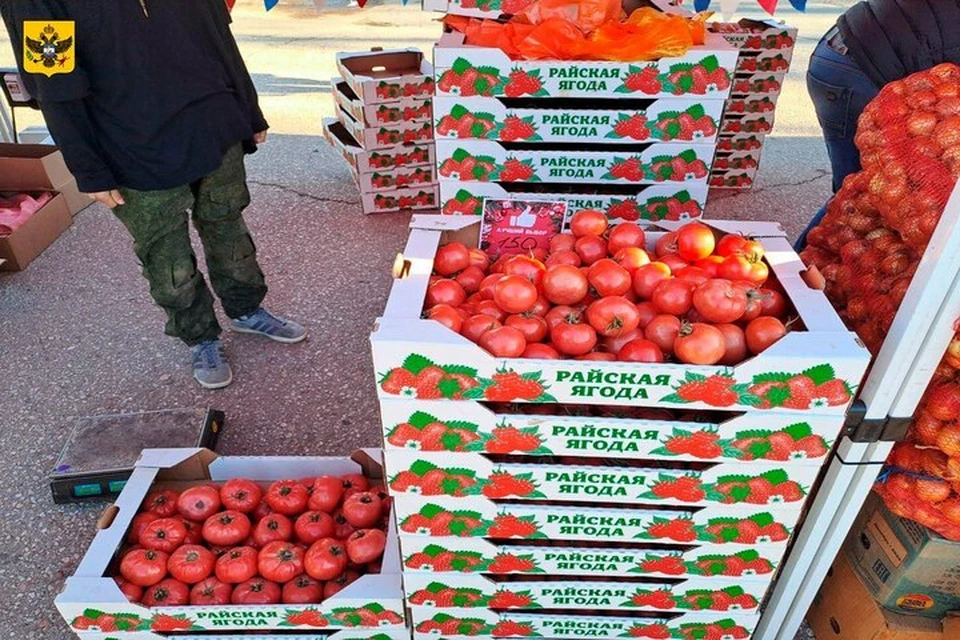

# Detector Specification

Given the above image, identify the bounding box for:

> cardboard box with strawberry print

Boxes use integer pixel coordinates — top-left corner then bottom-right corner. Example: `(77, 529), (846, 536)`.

(712, 151), (763, 173)
(391, 495), (803, 546)
(373, 216), (870, 412)
(710, 170), (758, 190)
(384, 451), (818, 510)
(439, 181), (707, 222)
(734, 49), (793, 76)
(333, 79), (433, 128)
(72, 630), (411, 640)
(720, 113), (775, 136)
(399, 537), (787, 581)
(710, 19), (798, 53)
(725, 94), (779, 116)
(361, 185), (440, 214)
(350, 164), (436, 194)
(403, 573), (768, 614)
(410, 609), (758, 640)
(423, 0), (535, 19)
(731, 74), (784, 98)
(337, 49), (434, 105)
(323, 119), (436, 175)
(433, 96), (724, 144)
(336, 104), (434, 151)
(435, 141), (714, 184)
(716, 133), (765, 153)
(379, 398), (843, 466)
(56, 449), (406, 636)
(433, 32), (738, 100)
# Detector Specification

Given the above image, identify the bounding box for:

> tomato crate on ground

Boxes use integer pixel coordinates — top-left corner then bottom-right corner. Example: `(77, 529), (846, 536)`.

(336, 103), (434, 151)
(734, 50), (792, 76)
(403, 573), (767, 614)
(360, 185), (440, 215)
(717, 133), (765, 153)
(433, 32), (738, 100)
(725, 94), (779, 116)
(399, 536), (786, 581)
(410, 609), (758, 639)
(731, 74), (784, 98)
(333, 79), (433, 128)
(710, 170), (758, 190)
(392, 494), (802, 546)
(433, 96), (725, 145)
(436, 140), (714, 185)
(350, 163), (436, 194)
(56, 449), (405, 636)
(371, 216), (870, 412)
(323, 119), (436, 175)
(713, 151), (762, 173)
(438, 180), (707, 223)
(379, 397), (842, 466)
(337, 49), (434, 105)
(720, 113), (774, 136)
(384, 450), (818, 509)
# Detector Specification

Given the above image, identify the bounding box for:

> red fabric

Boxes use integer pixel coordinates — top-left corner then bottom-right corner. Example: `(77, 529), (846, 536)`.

(225, 0), (236, 10)
(757, 0), (779, 15)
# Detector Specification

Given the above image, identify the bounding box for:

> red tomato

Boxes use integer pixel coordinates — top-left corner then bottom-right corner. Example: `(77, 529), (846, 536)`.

(716, 234), (764, 261)
(346, 528), (387, 564)
(282, 575), (324, 604)
(251, 499), (273, 523)
(265, 480), (309, 516)
(695, 255), (725, 277)
(128, 512), (160, 544)
(522, 343), (562, 359)
(167, 544), (215, 584)
(294, 511), (335, 544)
(759, 288), (788, 318)
(506, 314), (548, 343)
(676, 223), (716, 261)
(635, 301), (658, 329)
(425, 279), (467, 308)
(502, 255), (546, 286)
(658, 253), (689, 272)
(645, 315), (682, 355)
(608, 223), (645, 253)
(427, 303), (463, 333)
(220, 479), (262, 514)
(613, 247), (650, 272)
(180, 518), (204, 545)
(692, 279), (748, 323)
(618, 339), (665, 363)
(479, 273), (505, 300)
(542, 265), (589, 305)
(570, 209), (608, 237)
(578, 351), (617, 361)
(215, 546), (259, 584)
(461, 314), (501, 342)
(202, 511), (251, 547)
(331, 509), (356, 539)
(586, 296), (641, 338)
(493, 275), (538, 314)
(719, 255), (768, 285)
(253, 514), (294, 547)
(468, 247), (490, 271)
(143, 490), (180, 518)
(655, 231), (678, 257)
(528, 295), (551, 317)
(305, 538), (349, 581)
(455, 265), (486, 294)
(190, 577), (232, 605)
(231, 578), (281, 605)
(140, 517), (188, 553)
(340, 474), (370, 494)
(545, 249), (582, 267)
(479, 326), (527, 357)
(476, 299), (507, 321)
(114, 576), (143, 603)
(177, 485), (222, 522)
(574, 234), (608, 265)
(675, 323), (726, 365)
(544, 305), (576, 330)
(307, 476), (343, 513)
(587, 259), (632, 297)
(675, 266), (710, 286)
(258, 541), (305, 583)
(716, 323), (748, 366)
(746, 317), (787, 354)
(434, 242), (470, 276)
(551, 317), (598, 356)
(550, 232), (577, 253)
(120, 548), (169, 587)
(632, 262), (672, 299)
(342, 492), (383, 528)
(324, 570), (361, 598)
(602, 328), (643, 354)
(142, 578), (190, 607)
(652, 279), (694, 316)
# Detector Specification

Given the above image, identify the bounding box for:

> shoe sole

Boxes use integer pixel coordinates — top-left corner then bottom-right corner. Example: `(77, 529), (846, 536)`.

(194, 370), (234, 390)
(231, 325), (307, 344)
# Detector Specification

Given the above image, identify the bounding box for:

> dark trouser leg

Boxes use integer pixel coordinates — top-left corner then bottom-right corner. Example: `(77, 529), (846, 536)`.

(190, 144), (268, 319)
(113, 187), (222, 346)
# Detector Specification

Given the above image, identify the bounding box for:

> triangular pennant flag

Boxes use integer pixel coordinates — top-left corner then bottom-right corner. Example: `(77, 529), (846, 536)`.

(264, 0), (279, 9)
(357, 0), (368, 6)
(225, 0), (236, 10)
(788, 0), (806, 10)
(757, 0), (779, 14)
(694, 0), (712, 11)
(720, 0), (741, 20)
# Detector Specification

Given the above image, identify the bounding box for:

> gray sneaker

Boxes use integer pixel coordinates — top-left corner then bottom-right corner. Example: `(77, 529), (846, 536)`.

(191, 339), (233, 390)
(231, 308), (306, 344)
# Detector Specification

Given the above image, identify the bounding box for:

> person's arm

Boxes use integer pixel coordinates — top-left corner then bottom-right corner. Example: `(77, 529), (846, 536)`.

(209, 0), (269, 140)
(1, 2), (122, 204)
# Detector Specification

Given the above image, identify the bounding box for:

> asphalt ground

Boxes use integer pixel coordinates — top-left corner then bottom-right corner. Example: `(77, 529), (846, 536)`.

(0, 1), (846, 636)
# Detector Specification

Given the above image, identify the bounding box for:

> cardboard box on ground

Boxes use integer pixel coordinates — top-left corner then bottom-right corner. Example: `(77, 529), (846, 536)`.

(807, 552), (960, 640)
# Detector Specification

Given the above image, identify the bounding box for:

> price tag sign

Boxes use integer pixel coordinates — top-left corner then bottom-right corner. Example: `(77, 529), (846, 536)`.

(480, 198), (567, 258)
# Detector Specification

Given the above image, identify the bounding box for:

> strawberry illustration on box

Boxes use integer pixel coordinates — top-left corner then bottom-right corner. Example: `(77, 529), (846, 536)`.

(732, 74), (783, 97)
(439, 182), (708, 223)
(423, 0), (536, 19)
(365, 186), (439, 214)
(711, 19), (798, 53)
(736, 50), (792, 75)
(721, 113), (775, 135)
(726, 95), (779, 115)
(710, 171), (757, 190)
(336, 105), (434, 151)
(716, 134), (764, 153)
(323, 119), (436, 174)
(333, 80), (433, 127)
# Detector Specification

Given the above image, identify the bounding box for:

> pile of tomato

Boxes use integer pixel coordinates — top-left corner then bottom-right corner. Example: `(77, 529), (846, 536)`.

(423, 214), (792, 366)
(116, 475), (390, 606)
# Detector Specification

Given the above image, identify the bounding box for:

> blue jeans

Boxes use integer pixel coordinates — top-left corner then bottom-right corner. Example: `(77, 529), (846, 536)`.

(796, 38), (880, 249)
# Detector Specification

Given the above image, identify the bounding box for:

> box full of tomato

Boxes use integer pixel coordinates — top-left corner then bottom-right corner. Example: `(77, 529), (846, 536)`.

(55, 449), (406, 636)
(371, 215), (871, 413)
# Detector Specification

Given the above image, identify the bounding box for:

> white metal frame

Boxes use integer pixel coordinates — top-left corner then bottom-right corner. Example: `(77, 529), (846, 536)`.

(755, 182), (960, 639)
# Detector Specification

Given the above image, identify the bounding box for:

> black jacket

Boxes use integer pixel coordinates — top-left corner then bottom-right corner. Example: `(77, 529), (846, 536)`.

(839, 0), (960, 88)
(0, 0), (268, 192)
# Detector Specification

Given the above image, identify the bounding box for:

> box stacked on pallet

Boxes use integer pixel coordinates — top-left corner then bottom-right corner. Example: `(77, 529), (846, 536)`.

(372, 215), (873, 640)
(709, 20), (797, 190)
(425, 13), (737, 226)
(323, 49), (439, 214)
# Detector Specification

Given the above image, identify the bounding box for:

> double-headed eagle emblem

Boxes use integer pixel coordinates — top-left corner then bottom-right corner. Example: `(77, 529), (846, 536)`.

(23, 22), (75, 76)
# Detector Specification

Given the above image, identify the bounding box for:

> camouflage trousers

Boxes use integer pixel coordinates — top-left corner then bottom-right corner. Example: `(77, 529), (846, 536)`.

(112, 145), (267, 346)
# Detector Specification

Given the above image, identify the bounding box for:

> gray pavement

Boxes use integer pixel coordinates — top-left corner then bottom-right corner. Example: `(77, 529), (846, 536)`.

(0, 1), (843, 636)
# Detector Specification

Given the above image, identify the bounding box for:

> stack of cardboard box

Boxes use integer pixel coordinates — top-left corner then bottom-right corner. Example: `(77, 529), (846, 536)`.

(323, 49), (439, 214)
(709, 19), (797, 190)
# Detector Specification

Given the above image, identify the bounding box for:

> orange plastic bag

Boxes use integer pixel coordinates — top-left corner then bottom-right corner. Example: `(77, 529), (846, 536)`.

(513, 0), (622, 34)
(584, 8), (706, 61)
(515, 17), (588, 61)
